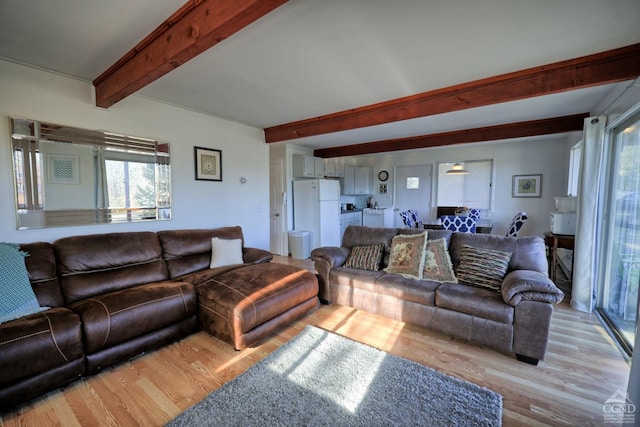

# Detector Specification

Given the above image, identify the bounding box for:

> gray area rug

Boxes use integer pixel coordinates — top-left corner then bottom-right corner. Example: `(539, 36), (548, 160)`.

(167, 326), (502, 426)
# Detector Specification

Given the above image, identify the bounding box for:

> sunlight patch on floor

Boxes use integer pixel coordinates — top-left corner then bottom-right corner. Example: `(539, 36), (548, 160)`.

(267, 331), (385, 414)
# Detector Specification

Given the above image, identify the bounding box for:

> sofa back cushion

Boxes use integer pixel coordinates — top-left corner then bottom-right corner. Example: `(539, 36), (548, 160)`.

(158, 227), (245, 279)
(399, 228), (454, 248)
(342, 226), (400, 267)
(342, 225), (399, 248)
(20, 242), (65, 307)
(54, 232), (168, 304)
(449, 233), (547, 274)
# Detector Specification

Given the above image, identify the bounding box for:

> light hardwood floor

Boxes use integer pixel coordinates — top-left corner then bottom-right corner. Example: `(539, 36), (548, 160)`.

(1, 256), (630, 426)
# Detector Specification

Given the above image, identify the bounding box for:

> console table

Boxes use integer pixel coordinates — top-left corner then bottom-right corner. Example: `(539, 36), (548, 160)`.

(543, 231), (575, 284)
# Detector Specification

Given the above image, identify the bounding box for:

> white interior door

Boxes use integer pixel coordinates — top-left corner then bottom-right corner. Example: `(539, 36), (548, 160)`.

(269, 160), (286, 255)
(393, 165), (432, 227)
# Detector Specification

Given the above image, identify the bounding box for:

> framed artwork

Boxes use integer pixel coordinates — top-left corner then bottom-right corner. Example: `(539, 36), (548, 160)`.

(378, 183), (388, 194)
(48, 154), (79, 184)
(194, 146), (222, 181)
(512, 174), (542, 197)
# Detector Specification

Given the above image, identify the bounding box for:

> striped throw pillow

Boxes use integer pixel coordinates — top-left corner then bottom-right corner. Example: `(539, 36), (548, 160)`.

(344, 244), (385, 271)
(456, 244), (512, 291)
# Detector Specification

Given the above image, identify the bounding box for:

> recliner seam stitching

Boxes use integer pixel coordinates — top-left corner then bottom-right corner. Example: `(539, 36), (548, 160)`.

(59, 257), (163, 277)
(43, 311), (70, 362)
(88, 298), (112, 350)
(109, 293), (181, 315)
(0, 329), (48, 347)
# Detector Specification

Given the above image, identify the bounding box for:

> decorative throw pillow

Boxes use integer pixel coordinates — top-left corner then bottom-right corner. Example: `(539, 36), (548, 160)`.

(456, 244), (512, 291)
(422, 238), (457, 283)
(384, 232), (428, 279)
(344, 244), (384, 271)
(0, 243), (47, 324)
(210, 238), (244, 269)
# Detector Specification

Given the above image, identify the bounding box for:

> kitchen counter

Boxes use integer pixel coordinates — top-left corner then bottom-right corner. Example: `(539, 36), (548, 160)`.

(341, 208), (364, 214)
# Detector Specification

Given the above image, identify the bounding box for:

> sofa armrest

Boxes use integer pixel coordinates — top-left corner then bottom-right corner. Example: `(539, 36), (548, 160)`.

(311, 246), (350, 269)
(243, 247), (273, 264)
(311, 247), (350, 302)
(502, 270), (564, 306)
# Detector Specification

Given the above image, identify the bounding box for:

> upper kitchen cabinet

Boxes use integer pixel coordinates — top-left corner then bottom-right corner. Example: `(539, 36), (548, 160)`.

(293, 155), (324, 178)
(323, 159), (344, 177)
(343, 166), (371, 195)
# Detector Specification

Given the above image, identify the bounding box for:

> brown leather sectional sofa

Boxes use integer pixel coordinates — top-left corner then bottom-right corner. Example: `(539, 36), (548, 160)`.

(0, 226), (318, 410)
(312, 226), (565, 365)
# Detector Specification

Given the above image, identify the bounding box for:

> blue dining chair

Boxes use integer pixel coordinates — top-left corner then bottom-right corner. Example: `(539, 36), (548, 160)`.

(440, 215), (477, 233)
(506, 212), (528, 237)
(400, 209), (424, 228)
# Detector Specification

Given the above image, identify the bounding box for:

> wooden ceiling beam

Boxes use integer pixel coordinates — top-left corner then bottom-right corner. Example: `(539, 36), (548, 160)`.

(265, 43), (640, 143)
(313, 113), (589, 158)
(93, 0), (288, 108)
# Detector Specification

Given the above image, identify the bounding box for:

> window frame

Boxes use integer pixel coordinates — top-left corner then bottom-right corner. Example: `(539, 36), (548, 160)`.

(436, 159), (494, 211)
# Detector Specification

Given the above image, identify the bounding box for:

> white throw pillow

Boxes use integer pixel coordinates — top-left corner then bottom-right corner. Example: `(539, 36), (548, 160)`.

(210, 237), (244, 268)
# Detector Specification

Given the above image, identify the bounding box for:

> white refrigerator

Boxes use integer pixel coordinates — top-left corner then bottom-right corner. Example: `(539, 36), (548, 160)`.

(293, 179), (341, 250)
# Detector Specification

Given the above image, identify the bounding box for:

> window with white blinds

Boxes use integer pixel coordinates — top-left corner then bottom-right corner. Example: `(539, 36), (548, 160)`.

(437, 159), (493, 209)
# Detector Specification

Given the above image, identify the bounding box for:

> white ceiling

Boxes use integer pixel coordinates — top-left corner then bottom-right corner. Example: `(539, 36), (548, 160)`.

(1, 0), (639, 151)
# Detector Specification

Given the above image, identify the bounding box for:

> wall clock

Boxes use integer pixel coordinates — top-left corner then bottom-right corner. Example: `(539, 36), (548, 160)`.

(378, 170), (389, 182)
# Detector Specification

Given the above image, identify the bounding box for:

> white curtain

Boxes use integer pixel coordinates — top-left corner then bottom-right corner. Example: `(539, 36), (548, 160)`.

(571, 116), (606, 312)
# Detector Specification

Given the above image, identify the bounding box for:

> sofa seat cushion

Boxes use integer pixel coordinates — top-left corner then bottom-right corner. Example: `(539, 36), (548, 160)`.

(198, 264), (318, 339)
(69, 281), (196, 354)
(0, 307), (84, 386)
(435, 283), (514, 324)
(375, 273), (439, 306)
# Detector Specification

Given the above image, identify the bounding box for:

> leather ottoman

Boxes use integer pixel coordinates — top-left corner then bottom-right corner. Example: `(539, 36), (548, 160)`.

(196, 263), (319, 349)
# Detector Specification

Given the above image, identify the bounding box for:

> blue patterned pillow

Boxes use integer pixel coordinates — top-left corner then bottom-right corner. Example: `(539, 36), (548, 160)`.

(456, 244), (512, 291)
(0, 243), (46, 324)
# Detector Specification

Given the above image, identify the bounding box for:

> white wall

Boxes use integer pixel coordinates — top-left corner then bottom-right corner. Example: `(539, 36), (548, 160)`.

(351, 137), (570, 237)
(0, 59), (270, 248)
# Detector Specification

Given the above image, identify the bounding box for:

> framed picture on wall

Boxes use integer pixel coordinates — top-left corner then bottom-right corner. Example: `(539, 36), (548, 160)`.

(194, 146), (222, 181)
(512, 174), (542, 197)
(48, 154), (79, 184)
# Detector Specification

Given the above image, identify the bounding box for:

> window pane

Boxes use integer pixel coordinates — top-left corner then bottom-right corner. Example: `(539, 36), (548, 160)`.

(13, 149), (26, 208)
(600, 116), (640, 351)
(406, 177), (419, 189)
(567, 142), (582, 196)
(105, 160), (156, 222)
(438, 160), (492, 209)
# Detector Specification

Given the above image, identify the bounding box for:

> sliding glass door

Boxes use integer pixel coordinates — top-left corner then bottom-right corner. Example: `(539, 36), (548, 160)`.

(598, 111), (640, 354)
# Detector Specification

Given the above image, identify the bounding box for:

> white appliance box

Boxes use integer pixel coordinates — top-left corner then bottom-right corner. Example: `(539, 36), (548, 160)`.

(550, 212), (576, 235)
